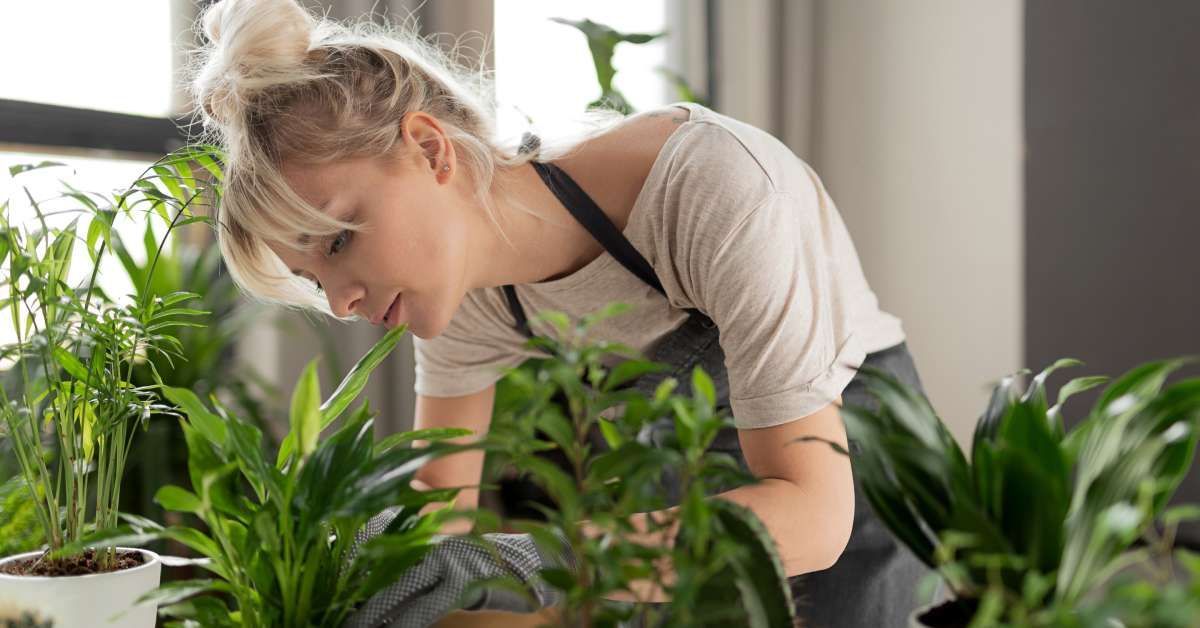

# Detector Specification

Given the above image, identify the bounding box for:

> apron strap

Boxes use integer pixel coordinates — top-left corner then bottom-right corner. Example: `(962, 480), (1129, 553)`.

(501, 155), (667, 338)
(528, 160), (668, 298)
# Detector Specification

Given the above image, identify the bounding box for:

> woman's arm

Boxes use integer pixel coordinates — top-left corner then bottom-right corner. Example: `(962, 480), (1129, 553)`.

(583, 399), (856, 603)
(411, 385), (497, 535)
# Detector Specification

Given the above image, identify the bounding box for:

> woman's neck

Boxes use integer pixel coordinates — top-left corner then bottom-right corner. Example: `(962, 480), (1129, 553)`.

(469, 158), (605, 290)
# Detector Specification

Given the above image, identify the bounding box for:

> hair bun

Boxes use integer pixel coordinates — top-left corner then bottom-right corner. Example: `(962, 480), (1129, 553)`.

(191, 0), (317, 129)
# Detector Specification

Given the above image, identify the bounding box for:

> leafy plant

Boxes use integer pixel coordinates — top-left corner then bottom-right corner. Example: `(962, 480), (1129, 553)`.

(0, 146), (221, 570)
(110, 207), (276, 526)
(64, 326), (472, 627)
(804, 357), (1200, 626)
(478, 304), (795, 627)
(998, 502), (1200, 628)
(548, 17), (708, 113)
(956, 505), (1200, 627)
(0, 475), (43, 557)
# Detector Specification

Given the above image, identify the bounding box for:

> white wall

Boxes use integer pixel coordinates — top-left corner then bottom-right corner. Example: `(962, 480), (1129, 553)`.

(810, 2), (1024, 444)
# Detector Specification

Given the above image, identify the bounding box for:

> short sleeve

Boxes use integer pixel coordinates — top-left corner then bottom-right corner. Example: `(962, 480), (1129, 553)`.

(412, 291), (531, 398)
(694, 189), (867, 429)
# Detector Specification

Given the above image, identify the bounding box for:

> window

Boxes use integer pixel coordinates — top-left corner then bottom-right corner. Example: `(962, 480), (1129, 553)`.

(0, 151), (162, 354)
(493, 0), (670, 141)
(0, 2), (175, 118)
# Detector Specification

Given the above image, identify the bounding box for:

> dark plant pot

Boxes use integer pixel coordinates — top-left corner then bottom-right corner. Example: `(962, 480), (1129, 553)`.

(909, 597), (980, 628)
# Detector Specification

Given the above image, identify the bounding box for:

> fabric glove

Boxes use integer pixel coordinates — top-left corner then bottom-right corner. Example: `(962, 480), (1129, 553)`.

(343, 508), (575, 628)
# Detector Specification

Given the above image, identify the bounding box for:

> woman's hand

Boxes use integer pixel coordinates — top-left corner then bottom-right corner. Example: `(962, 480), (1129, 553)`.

(344, 510), (575, 628)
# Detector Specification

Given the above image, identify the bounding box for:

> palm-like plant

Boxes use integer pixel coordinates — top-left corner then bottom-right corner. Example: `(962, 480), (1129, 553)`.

(110, 212), (275, 527)
(805, 358), (1200, 626)
(0, 146), (221, 571)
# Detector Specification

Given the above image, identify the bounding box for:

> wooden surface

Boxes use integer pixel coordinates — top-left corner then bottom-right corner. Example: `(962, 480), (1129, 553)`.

(433, 608), (561, 627)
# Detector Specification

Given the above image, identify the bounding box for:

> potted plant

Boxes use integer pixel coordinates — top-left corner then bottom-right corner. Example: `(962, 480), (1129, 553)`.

(802, 357), (1200, 627)
(70, 326), (473, 627)
(1072, 502), (1200, 627)
(0, 147), (220, 627)
(465, 305), (796, 627)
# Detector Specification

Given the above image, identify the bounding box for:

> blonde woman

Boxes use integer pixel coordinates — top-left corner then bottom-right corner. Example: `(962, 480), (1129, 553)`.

(190, 0), (933, 626)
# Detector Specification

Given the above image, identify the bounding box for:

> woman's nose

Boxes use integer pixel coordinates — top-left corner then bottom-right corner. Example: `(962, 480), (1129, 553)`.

(325, 280), (366, 319)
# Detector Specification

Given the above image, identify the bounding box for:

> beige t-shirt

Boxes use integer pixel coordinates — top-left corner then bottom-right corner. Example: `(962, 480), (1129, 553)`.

(413, 101), (906, 429)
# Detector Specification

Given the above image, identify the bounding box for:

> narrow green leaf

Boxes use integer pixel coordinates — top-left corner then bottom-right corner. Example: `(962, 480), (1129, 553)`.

(375, 427), (473, 454)
(51, 346), (89, 380)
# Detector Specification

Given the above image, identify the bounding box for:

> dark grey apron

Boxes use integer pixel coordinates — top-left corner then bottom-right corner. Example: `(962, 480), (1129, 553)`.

(500, 143), (932, 627)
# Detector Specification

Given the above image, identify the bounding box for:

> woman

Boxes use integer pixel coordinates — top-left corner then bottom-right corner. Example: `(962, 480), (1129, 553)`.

(191, 0), (933, 626)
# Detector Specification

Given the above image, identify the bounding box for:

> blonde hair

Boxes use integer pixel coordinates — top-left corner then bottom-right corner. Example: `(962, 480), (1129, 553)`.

(187, 0), (627, 315)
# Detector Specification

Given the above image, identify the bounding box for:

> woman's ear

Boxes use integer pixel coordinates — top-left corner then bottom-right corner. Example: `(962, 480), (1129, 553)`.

(400, 110), (453, 177)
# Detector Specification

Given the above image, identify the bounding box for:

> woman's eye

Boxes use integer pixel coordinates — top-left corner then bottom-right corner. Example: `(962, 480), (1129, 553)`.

(328, 230), (351, 256)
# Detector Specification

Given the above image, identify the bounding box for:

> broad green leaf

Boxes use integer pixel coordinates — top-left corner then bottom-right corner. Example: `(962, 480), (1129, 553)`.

(602, 358), (668, 392)
(164, 386), (227, 447)
(290, 359), (322, 459)
(277, 325), (406, 467)
(156, 485), (203, 515)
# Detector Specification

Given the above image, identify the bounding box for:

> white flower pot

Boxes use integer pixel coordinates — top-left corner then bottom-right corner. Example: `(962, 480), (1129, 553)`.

(0, 548), (161, 628)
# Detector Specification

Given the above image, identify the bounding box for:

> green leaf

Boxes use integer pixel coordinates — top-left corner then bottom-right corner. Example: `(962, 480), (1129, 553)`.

(164, 386), (228, 448)
(602, 358), (668, 392)
(52, 346), (89, 380)
(692, 366), (716, 408)
(597, 417), (623, 449)
(708, 499), (795, 627)
(156, 485), (203, 514)
(153, 165), (189, 205)
(290, 359), (322, 460)
(135, 578), (227, 608)
(276, 325), (406, 467)
(194, 152), (225, 182)
(1163, 504), (1200, 528)
(8, 161), (67, 177)
(374, 427), (473, 454)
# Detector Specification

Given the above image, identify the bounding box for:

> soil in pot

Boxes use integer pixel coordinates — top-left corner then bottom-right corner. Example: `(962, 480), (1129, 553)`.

(917, 597), (981, 628)
(0, 549), (145, 577)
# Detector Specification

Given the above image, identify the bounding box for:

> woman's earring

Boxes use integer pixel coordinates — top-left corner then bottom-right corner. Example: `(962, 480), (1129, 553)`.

(441, 164), (450, 172)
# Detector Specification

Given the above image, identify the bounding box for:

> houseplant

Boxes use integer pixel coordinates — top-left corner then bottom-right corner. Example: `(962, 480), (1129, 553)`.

(67, 325), (473, 627)
(802, 357), (1200, 627)
(110, 211), (276, 530)
(471, 305), (796, 627)
(0, 146), (221, 626)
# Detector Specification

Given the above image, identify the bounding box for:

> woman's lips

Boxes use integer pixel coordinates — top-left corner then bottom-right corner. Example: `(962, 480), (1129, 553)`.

(383, 293), (402, 327)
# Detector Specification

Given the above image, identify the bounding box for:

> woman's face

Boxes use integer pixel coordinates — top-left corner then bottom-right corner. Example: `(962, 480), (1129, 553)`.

(268, 116), (477, 339)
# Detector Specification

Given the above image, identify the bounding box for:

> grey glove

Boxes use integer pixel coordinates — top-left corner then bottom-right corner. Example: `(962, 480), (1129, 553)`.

(343, 509), (575, 628)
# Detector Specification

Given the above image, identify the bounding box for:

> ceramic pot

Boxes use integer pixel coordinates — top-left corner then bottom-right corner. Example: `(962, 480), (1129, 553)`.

(0, 548), (162, 628)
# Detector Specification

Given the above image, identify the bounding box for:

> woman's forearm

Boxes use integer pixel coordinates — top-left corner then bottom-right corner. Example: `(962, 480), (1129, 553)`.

(581, 477), (853, 604)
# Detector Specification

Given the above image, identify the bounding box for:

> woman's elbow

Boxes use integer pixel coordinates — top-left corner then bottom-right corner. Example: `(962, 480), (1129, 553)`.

(819, 475), (855, 571)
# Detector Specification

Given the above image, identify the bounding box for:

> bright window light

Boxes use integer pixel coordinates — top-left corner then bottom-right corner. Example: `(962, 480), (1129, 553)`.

(0, 2), (174, 117)
(494, 0), (668, 141)
(0, 151), (164, 354)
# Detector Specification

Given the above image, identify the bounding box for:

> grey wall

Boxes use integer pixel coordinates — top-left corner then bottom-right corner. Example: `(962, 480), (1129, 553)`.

(1025, 0), (1200, 544)
(810, 1), (1025, 446)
